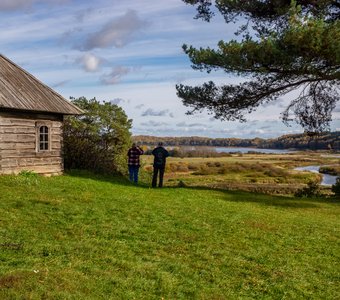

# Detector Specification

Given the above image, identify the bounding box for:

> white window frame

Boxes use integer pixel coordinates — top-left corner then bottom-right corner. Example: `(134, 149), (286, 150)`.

(36, 122), (52, 152)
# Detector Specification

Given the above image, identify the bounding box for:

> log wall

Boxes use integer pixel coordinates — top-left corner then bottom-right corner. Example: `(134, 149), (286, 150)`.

(0, 112), (64, 176)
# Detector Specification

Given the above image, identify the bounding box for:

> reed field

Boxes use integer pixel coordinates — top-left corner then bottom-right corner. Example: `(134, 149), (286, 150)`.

(141, 151), (339, 195)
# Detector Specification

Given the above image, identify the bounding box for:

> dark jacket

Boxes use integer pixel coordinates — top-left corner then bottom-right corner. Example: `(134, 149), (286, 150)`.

(152, 146), (169, 168)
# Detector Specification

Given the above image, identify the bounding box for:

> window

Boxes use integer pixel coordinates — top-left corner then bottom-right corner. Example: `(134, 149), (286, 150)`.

(39, 125), (49, 151)
(35, 121), (52, 153)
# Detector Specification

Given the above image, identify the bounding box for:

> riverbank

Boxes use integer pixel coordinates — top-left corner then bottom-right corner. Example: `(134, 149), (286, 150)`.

(294, 166), (338, 186)
(141, 151), (338, 196)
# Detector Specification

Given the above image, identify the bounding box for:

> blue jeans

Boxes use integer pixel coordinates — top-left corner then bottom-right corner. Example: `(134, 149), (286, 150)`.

(128, 165), (140, 183)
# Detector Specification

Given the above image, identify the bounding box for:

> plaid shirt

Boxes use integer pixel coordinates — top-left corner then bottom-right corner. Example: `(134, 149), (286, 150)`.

(127, 147), (144, 166)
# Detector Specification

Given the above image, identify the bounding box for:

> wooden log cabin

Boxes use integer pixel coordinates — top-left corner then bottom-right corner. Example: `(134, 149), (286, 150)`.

(0, 54), (83, 175)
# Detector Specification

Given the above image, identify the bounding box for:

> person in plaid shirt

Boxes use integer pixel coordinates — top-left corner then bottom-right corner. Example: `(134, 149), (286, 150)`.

(127, 143), (144, 184)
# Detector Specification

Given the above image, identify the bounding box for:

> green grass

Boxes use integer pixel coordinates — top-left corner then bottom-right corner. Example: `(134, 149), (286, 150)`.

(0, 171), (339, 299)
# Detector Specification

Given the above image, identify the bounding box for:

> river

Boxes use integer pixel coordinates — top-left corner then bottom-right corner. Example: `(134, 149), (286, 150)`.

(294, 165), (338, 186)
(215, 147), (294, 154)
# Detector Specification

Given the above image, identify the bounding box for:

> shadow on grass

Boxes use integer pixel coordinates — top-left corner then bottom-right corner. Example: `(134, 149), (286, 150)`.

(65, 169), (150, 188)
(174, 185), (339, 209)
(65, 169), (338, 209)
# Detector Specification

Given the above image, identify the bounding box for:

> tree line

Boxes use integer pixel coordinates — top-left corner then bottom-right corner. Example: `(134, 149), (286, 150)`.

(133, 132), (340, 150)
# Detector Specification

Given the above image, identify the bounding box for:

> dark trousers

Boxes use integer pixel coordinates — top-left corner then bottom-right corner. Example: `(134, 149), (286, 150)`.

(152, 167), (165, 187)
(128, 165), (140, 183)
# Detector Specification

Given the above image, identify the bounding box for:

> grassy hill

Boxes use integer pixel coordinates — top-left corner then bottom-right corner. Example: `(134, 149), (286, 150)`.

(0, 171), (339, 299)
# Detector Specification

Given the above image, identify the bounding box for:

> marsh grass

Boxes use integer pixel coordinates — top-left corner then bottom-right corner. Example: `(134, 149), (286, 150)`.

(141, 153), (336, 195)
(0, 171), (339, 299)
(319, 165), (340, 176)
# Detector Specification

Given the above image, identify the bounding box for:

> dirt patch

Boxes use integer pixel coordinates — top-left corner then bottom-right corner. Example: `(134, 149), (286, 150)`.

(0, 274), (24, 288)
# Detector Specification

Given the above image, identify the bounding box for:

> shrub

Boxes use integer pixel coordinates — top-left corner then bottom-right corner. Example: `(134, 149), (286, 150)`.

(177, 180), (187, 187)
(249, 163), (265, 172)
(331, 177), (340, 197)
(168, 163), (178, 172)
(63, 97), (132, 174)
(319, 166), (339, 176)
(295, 181), (321, 197)
(193, 165), (217, 175)
(218, 167), (229, 174)
(177, 164), (189, 172)
(264, 167), (288, 177)
(228, 163), (247, 172)
(188, 163), (199, 171)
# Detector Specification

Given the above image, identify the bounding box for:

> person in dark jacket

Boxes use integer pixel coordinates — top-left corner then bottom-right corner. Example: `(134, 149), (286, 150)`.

(152, 142), (169, 188)
(127, 143), (144, 184)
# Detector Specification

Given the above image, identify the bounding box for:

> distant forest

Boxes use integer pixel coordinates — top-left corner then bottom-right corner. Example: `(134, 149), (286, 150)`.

(133, 132), (340, 151)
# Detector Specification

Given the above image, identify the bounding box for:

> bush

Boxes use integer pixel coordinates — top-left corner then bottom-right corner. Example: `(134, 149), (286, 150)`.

(264, 166), (288, 177)
(177, 164), (189, 172)
(63, 97), (132, 174)
(188, 163), (199, 171)
(168, 163), (178, 172)
(331, 177), (340, 197)
(228, 163), (247, 172)
(319, 166), (340, 176)
(295, 181), (321, 197)
(193, 165), (217, 175)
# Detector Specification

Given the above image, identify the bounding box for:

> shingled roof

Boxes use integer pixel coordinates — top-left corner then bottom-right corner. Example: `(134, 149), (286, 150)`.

(0, 54), (83, 115)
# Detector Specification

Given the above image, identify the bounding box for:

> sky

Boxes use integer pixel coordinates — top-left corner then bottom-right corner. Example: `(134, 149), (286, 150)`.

(1, 0), (339, 139)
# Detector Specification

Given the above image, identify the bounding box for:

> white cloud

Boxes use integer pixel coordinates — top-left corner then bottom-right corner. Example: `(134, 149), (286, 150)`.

(77, 53), (103, 72)
(261, 98), (286, 109)
(135, 104), (145, 109)
(141, 108), (171, 117)
(140, 120), (169, 127)
(75, 7), (94, 23)
(110, 98), (125, 105)
(0, 0), (70, 11)
(101, 66), (131, 85)
(0, 0), (32, 10)
(177, 122), (209, 128)
(80, 10), (149, 50)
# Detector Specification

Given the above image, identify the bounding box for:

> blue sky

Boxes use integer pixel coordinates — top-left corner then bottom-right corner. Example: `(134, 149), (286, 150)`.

(1, 0), (339, 138)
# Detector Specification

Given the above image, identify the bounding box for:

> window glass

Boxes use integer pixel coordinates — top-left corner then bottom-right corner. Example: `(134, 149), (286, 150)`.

(39, 126), (49, 151)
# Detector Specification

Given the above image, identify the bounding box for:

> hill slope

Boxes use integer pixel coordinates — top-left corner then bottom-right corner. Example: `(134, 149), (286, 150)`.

(0, 172), (339, 299)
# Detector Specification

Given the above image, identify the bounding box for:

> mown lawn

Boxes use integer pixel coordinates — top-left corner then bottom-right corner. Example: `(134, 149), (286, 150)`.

(0, 171), (339, 299)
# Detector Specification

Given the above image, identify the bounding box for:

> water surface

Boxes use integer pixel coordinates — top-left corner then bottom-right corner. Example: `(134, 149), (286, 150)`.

(215, 147), (293, 154)
(294, 165), (337, 186)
